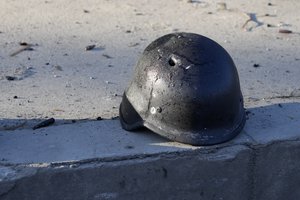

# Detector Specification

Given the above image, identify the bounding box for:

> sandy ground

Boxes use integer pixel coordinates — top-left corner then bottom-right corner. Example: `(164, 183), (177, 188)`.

(0, 0), (299, 130)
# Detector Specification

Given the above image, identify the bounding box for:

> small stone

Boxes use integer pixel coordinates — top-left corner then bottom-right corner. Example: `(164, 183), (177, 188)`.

(54, 65), (63, 71)
(13, 96), (18, 99)
(125, 145), (134, 149)
(128, 42), (140, 47)
(5, 76), (16, 81)
(96, 117), (103, 120)
(102, 54), (113, 59)
(19, 42), (28, 46)
(85, 44), (96, 51)
(253, 64), (260, 68)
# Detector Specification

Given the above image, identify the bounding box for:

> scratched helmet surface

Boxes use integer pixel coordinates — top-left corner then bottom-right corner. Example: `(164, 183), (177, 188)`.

(119, 32), (246, 145)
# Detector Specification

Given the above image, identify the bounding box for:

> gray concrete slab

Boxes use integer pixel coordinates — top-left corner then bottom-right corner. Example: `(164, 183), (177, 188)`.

(0, 119), (199, 164)
(1, 101), (299, 165)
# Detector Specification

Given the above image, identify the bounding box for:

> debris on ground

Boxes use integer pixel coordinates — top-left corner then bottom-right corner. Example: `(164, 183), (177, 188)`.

(102, 54), (113, 59)
(85, 44), (96, 51)
(125, 145), (134, 149)
(10, 44), (34, 57)
(96, 117), (103, 120)
(5, 76), (17, 81)
(263, 13), (276, 17)
(267, 24), (275, 28)
(128, 42), (140, 47)
(54, 65), (63, 71)
(11, 66), (35, 80)
(33, 118), (55, 130)
(279, 29), (293, 34)
(19, 42), (28, 46)
(187, 0), (200, 3)
(241, 13), (263, 31)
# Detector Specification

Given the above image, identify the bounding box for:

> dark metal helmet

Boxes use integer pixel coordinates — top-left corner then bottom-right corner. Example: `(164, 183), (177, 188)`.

(119, 32), (246, 145)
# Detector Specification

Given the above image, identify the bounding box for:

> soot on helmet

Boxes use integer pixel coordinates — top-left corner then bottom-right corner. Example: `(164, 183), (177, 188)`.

(119, 32), (246, 146)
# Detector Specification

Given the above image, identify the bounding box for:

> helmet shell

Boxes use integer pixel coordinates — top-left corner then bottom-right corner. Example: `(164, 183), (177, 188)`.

(119, 32), (246, 145)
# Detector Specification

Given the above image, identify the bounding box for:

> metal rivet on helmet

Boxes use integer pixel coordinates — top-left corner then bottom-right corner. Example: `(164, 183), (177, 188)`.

(119, 32), (246, 146)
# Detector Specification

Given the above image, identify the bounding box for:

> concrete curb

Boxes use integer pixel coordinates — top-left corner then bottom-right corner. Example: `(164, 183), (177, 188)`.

(0, 101), (300, 199)
(1, 139), (300, 200)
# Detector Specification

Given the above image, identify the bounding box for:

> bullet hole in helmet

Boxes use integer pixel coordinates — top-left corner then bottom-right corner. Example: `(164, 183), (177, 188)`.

(168, 56), (176, 66)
